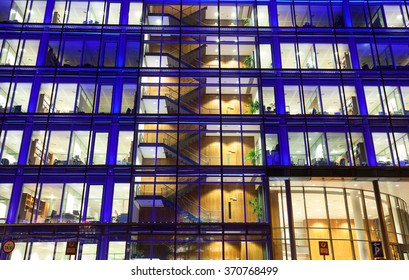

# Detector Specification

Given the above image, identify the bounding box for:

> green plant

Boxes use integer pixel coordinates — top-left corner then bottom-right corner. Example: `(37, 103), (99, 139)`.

(245, 148), (261, 165)
(246, 97), (259, 114)
(244, 17), (251, 26)
(248, 197), (263, 220)
(244, 55), (254, 68)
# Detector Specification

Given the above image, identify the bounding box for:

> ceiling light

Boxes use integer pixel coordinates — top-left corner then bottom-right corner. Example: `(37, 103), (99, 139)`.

(214, 12), (219, 17)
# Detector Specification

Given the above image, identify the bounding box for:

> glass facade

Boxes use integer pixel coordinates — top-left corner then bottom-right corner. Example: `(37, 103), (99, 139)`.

(0, 0), (409, 260)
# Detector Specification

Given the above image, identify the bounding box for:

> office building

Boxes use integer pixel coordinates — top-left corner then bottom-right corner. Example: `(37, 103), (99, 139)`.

(0, 0), (409, 260)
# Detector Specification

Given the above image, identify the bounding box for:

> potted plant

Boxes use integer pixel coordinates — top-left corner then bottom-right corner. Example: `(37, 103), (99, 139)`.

(244, 55), (254, 68)
(244, 17), (251, 26)
(246, 97), (259, 114)
(248, 197), (263, 221)
(245, 148), (261, 165)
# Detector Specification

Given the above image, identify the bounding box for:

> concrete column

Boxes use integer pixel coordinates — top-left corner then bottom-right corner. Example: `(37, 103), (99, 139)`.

(350, 190), (370, 260)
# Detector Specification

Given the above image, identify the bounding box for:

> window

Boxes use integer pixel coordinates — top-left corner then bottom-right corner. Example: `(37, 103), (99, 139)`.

(1, 82), (32, 113)
(112, 184), (130, 223)
(0, 184), (13, 223)
(0, 130), (23, 165)
(129, 2), (143, 25)
(92, 133), (108, 165)
(0, 39), (39, 66)
(8, 0), (46, 23)
(107, 2), (120, 25)
(117, 131), (133, 165)
(372, 132), (395, 166)
(121, 83), (136, 113)
(257, 5), (269, 26)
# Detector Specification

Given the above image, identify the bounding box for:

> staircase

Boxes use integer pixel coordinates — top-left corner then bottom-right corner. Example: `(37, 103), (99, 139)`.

(146, 5), (209, 26)
(138, 131), (210, 165)
(135, 182), (221, 223)
(142, 85), (216, 115)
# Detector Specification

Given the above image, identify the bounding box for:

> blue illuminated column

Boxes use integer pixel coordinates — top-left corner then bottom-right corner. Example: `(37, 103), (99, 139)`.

(0, 1), (12, 22)
(117, 35), (127, 68)
(36, 33), (50, 67)
(269, 1), (278, 27)
(107, 124), (119, 165)
(279, 125), (291, 166)
(27, 77), (41, 113)
(355, 80), (368, 115)
(97, 236), (109, 260)
(100, 175), (115, 223)
(17, 124), (33, 165)
(120, 0), (131, 25)
(342, 0), (352, 28)
(363, 126), (377, 166)
(43, 0), (56, 23)
(112, 77), (124, 113)
(6, 173), (24, 224)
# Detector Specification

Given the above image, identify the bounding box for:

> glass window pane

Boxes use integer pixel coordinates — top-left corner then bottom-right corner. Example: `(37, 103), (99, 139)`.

(129, 2), (143, 25)
(92, 133), (108, 165)
(117, 131), (133, 165)
(83, 41), (99, 67)
(280, 43), (296, 68)
(277, 5), (293, 27)
(298, 43), (315, 69)
(373, 132), (393, 166)
(48, 131), (70, 165)
(61, 183), (83, 223)
(108, 3), (120, 24)
(320, 86), (341, 115)
(310, 5), (329, 27)
(0, 40), (18, 65)
(364, 86), (384, 115)
(108, 241), (126, 260)
(40, 183), (63, 224)
(86, 185), (103, 222)
(259, 44), (272, 68)
(0, 183), (13, 223)
(68, 131), (89, 165)
(112, 184), (130, 223)
(88, 1), (104, 24)
(103, 42), (117, 67)
(315, 44), (335, 69)
(0, 130), (23, 165)
(30, 242), (55, 260)
(257, 5), (269, 26)
(68, 1), (87, 24)
(289, 132), (307, 166)
(54, 83), (76, 113)
(0, 82), (10, 111)
(98, 85), (112, 113)
(309, 132), (327, 166)
(76, 84), (95, 113)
